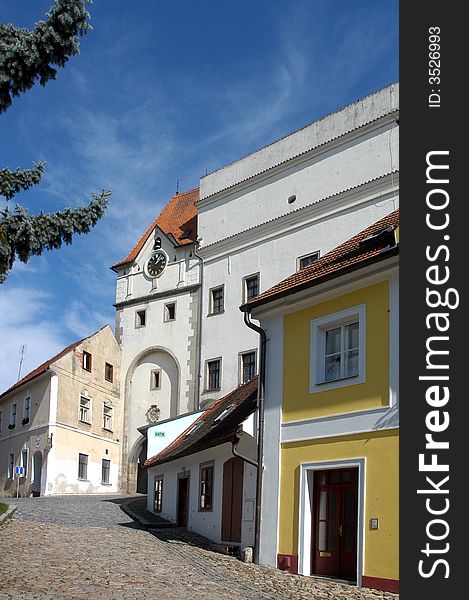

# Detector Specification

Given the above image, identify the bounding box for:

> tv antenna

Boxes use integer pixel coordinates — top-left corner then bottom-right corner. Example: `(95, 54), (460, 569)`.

(18, 344), (27, 381)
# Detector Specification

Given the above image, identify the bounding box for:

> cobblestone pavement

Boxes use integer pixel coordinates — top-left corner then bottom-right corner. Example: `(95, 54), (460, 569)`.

(0, 496), (399, 600)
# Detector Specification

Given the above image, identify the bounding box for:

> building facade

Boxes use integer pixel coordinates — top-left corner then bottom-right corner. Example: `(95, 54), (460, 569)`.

(242, 212), (399, 591)
(0, 325), (121, 497)
(145, 378), (258, 551)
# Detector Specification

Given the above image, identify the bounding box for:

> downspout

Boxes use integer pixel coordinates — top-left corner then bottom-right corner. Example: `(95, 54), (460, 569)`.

(191, 244), (204, 410)
(231, 429), (258, 468)
(243, 310), (266, 565)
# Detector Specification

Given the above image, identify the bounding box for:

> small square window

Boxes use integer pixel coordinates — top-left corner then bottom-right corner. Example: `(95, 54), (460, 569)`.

(210, 286), (224, 314)
(150, 369), (162, 391)
(244, 274), (259, 302)
(105, 363), (114, 382)
(298, 251), (320, 270)
(82, 351), (92, 372)
(78, 453), (88, 480)
(101, 459), (111, 484)
(135, 309), (147, 328)
(164, 302), (176, 322)
(206, 359), (221, 391)
(154, 476), (164, 512)
(310, 305), (366, 393)
(240, 351), (257, 384)
(199, 464), (214, 511)
(79, 396), (91, 424)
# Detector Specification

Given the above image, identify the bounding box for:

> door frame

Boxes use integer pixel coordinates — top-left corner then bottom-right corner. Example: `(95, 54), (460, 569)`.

(297, 458), (365, 586)
(176, 470), (190, 528)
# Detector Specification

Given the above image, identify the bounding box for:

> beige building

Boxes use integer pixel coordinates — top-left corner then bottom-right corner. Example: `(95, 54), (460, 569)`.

(0, 325), (121, 497)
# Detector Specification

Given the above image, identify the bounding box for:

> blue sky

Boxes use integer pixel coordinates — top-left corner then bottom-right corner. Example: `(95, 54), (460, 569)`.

(0, 0), (398, 391)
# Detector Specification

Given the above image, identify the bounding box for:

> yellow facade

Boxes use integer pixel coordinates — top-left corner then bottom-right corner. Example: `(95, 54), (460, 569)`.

(279, 430), (399, 580)
(278, 277), (399, 587)
(283, 281), (390, 422)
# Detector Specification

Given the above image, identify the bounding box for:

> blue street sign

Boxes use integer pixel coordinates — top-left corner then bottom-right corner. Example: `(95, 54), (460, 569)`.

(15, 466), (24, 476)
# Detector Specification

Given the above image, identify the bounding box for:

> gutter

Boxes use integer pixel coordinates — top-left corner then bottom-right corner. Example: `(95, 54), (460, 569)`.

(191, 245), (204, 410)
(242, 311), (267, 565)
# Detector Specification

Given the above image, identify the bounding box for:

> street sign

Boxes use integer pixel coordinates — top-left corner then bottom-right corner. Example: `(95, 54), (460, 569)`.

(15, 465), (24, 476)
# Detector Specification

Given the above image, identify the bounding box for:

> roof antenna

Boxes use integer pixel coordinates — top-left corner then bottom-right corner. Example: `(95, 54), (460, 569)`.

(176, 178), (179, 195)
(17, 344), (27, 381)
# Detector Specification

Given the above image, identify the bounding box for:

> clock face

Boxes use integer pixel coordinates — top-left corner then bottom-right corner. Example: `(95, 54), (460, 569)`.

(146, 251), (167, 278)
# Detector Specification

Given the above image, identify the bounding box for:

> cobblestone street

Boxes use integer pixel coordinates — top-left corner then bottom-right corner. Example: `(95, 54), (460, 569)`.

(0, 496), (398, 600)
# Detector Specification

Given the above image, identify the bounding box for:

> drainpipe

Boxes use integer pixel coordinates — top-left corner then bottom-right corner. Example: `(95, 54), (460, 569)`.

(191, 244), (204, 410)
(242, 310), (266, 565)
(231, 429), (258, 468)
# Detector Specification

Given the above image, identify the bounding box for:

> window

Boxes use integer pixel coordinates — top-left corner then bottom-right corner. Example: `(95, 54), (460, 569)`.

(0, 410), (3, 433)
(154, 476), (163, 512)
(79, 396), (91, 424)
(10, 403), (17, 427)
(310, 305), (366, 393)
(101, 459), (111, 484)
(8, 453), (14, 479)
(199, 463), (214, 511)
(23, 396), (31, 422)
(298, 251), (320, 270)
(78, 453), (88, 480)
(105, 363), (114, 383)
(150, 369), (161, 391)
(21, 449), (28, 477)
(240, 351), (256, 384)
(210, 286), (224, 314)
(103, 404), (113, 431)
(135, 309), (147, 328)
(82, 351), (92, 372)
(243, 274), (260, 302)
(164, 302), (176, 321)
(206, 359), (221, 391)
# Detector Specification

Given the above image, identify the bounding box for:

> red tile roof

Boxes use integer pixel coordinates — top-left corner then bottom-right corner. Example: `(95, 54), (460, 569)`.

(112, 188), (199, 270)
(241, 210), (399, 311)
(0, 326), (108, 401)
(144, 377), (258, 468)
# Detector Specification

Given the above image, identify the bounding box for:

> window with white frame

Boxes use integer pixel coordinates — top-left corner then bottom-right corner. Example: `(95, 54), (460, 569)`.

(243, 274), (260, 303)
(297, 251), (320, 270)
(79, 396), (91, 424)
(150, 368), (162, 391)
(78, 453), (88, 480)
(21, 448), (28, 477)
(209, 286), (224, 314)
(8, 453), (14, 478)
(101, 459), (111, 484)
(23, 396), (31, 421)
(239, 350), (257, 384)
(103, 403), (113, 431)
(154, 475), (163, 512)
(10, 403), (17, 427)
(206, 358), (221, 391)
(310, 305), (366, 393)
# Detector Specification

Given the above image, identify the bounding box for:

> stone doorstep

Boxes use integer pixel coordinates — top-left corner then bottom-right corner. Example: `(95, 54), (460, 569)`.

(120, 501), (175, 529)
(0, 504), (17, 526)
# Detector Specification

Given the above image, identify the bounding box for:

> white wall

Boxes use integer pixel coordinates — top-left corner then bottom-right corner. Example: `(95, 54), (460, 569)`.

(147, 436), (256, 548)
(146, 411), (202, 460)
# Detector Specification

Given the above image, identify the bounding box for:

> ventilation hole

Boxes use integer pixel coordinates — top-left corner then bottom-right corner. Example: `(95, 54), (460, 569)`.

(288, 195), (296, 204)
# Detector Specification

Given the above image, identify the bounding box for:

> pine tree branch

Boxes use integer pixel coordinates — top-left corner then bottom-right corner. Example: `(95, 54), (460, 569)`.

(0, 162), (46, 200)
(0, 190), (110, 282)
(0, 0), (92, 114)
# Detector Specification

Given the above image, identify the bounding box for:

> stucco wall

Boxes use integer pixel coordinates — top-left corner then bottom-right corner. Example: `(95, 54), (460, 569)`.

(146, 437), (256, 548)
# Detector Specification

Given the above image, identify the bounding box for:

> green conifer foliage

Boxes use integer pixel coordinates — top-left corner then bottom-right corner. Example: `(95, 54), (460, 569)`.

(0, 1), (110, 283)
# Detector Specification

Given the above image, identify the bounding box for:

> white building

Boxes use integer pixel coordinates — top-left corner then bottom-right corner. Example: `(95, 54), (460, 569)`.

(114, 83), (399, 495)
(145, 378), (258, 550)
(0, 326), (121, 497)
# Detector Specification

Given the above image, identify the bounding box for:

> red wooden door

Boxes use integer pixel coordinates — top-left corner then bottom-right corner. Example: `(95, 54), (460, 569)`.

(221, 457), (244, 543)
(177, 476), (189, 527)
(312, 468), (358, 581)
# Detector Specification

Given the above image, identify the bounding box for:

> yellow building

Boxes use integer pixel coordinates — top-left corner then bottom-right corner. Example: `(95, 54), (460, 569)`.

(242, 210), (399, 593)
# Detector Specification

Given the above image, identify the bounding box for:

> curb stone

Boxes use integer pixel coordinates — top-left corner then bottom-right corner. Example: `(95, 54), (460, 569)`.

(0, 504), (17, 526)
